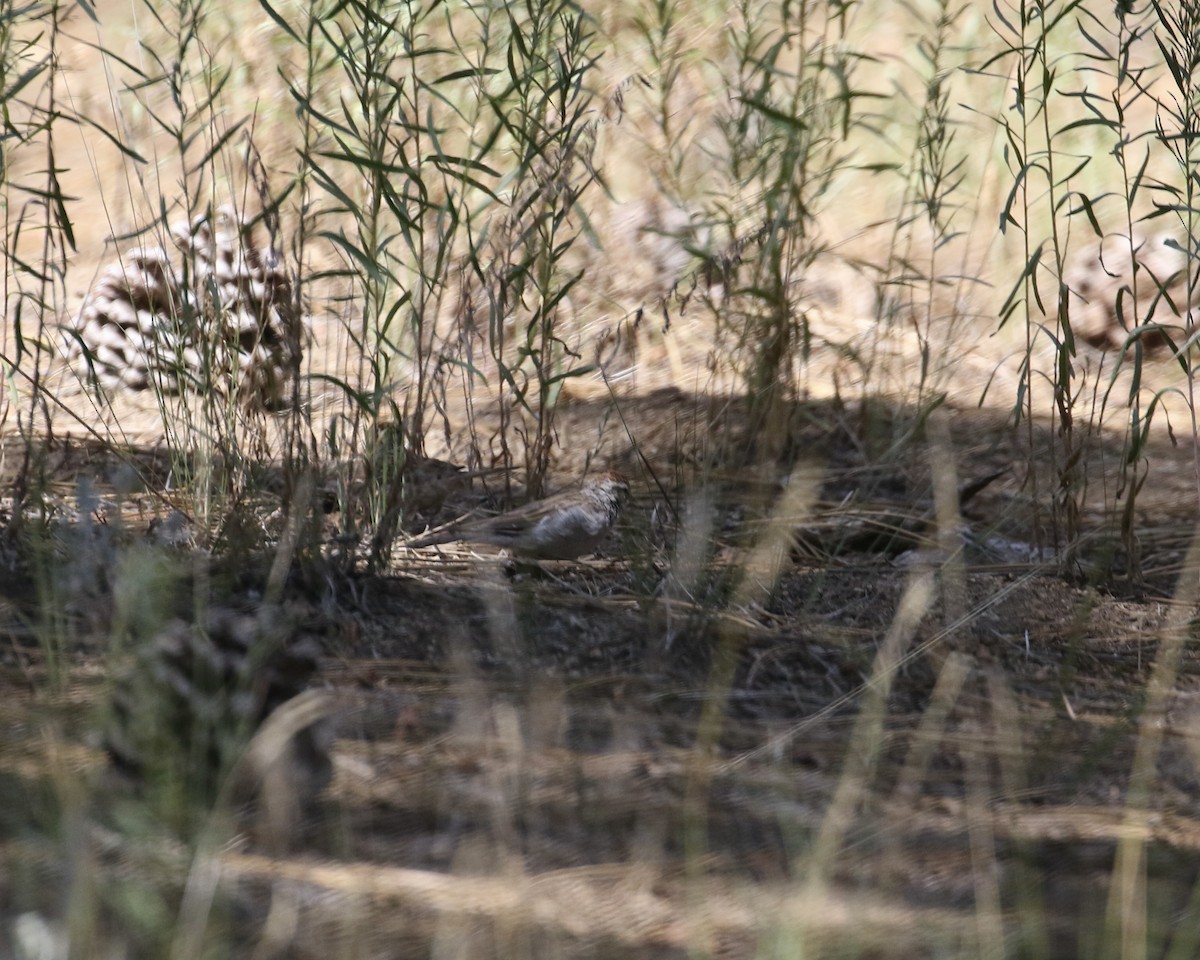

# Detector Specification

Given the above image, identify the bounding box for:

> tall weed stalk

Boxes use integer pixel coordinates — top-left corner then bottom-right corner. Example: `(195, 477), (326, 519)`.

(471, 0), (605, 497)
(980, 0), (1090, 563)
(706, 0), (873, 460)
(0, 0), (74, 529)
(979, 0), (1198, 577)
(1145, 0), (1200, 505)
(108, 0), (275, 533)
(261, 0), (440, 566)
(873, 0), (974, 414)
(263, 0), (608, 568)
(1062, 3), (1159, 581)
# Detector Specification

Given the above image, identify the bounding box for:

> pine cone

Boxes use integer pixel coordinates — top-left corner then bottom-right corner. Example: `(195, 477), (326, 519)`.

(67, 206), (303, 408)
(1065, 231), (1198, 351)
(104, 603), (330, 816)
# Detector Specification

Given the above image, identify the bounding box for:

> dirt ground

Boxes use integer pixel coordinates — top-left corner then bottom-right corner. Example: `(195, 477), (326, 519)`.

(5, 389), (1200, 959)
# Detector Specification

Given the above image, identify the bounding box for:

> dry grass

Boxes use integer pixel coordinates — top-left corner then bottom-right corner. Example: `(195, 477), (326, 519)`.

(6, 0), (1200, 957)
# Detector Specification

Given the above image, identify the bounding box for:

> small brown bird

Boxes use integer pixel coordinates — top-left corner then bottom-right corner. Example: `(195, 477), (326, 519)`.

(405, 471), (630, 560)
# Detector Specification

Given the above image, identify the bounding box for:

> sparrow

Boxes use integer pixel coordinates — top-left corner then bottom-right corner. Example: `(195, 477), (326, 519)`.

(405, 471), (630, 560)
